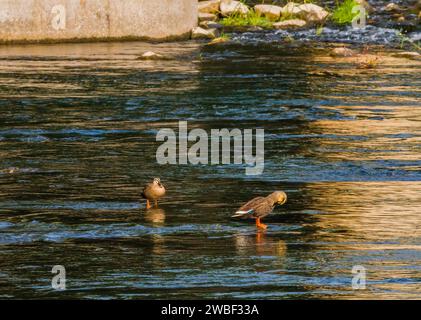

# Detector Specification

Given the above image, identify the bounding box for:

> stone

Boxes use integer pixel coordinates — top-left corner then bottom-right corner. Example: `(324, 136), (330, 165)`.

(280, 2), (302, 17)
(220, 0), (249, 16)
(191, 27), (219, 39)
(384, 3), (402, 12)
(137, 51), (166, 60)
(273, 19), (307, 29)
(199, 21), (223, 29)
(330, 47), (357, 57)
(392, 51), (421, 59)
(247, 26), (263, 31)
(198, 0), (220, 14)
(254, 4), (283, 20)
(199, 12), (218, 22)
(208, 37), (230, 45)
(297, 4), (329, 23)
(355, 0), (374, 13)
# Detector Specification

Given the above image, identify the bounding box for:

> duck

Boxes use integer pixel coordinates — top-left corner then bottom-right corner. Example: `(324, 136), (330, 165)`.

(141, 178), (166, 209)
(232, 191), (287, 229)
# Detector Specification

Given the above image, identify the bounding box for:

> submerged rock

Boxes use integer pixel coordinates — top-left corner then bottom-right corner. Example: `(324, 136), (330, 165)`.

(198, 0), (220, 14)
(220, 0), (249, 17)
(191, 27), (219, 39)
(273, 19), (307, 30)
(137, 51), (167, 61)
(207, 36), (230, 45)
(330, 47), (357, 57)
(254, 4), (283, 20)
(297, 3), (329, 24)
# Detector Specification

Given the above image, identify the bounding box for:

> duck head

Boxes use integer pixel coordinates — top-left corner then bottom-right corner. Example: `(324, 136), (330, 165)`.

(270, 191), (287, 205)
(153, 177), (163, 187)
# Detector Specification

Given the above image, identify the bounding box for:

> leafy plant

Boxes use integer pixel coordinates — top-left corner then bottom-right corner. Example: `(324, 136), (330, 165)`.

(331, 0), (360, 25)
(220, 10), (273, 28)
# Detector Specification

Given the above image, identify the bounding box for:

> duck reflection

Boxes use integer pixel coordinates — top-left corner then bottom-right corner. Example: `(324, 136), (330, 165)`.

(234, 232), (286, 257)
(144, 208), (166, 226)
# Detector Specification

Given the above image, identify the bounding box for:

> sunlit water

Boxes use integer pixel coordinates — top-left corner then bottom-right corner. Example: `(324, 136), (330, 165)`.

(0, 40), (420, 299)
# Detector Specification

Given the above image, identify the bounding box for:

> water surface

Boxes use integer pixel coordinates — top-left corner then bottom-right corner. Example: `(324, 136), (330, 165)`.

(0, 40), (420, 299)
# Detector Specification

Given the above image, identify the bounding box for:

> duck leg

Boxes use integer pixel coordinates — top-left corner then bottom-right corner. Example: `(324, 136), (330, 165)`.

(146, 199), (152, 210)
(255, 217), (267, 230)
(154, 200), (158, 208)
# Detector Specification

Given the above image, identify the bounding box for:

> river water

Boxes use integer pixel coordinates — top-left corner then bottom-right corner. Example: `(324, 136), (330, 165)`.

(0, 40), (420, 299)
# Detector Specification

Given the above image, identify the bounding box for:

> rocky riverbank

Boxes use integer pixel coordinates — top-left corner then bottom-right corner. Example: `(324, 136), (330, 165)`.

(192, 0), (421, 51)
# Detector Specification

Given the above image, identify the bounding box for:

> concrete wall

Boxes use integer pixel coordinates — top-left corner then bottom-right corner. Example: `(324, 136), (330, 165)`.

(0, 0), (197, 43)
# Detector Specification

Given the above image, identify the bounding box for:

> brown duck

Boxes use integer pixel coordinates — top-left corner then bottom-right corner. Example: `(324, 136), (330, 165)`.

(141, 178), (166, 209)
(232, 191), (287, 229)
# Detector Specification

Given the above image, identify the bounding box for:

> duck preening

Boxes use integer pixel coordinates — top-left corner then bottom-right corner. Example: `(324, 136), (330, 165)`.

(232, 191), (287, 229)
(142, 178), (166, 209)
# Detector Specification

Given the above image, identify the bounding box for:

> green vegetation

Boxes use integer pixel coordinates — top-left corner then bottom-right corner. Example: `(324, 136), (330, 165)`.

(331, 0), (360, 25)
(220, 10), (273, 28)
(396, 31), (421, 52)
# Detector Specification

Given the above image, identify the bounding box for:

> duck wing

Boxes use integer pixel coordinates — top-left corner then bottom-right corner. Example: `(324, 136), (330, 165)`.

(141, 183), (153, 199)
(232, 196), (274, 219)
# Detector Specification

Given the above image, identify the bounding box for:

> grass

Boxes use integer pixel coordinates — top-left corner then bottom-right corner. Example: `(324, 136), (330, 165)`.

(331, 0), (360, 25)
(396, 31), (421, 52)
(220, 10), (274, 28)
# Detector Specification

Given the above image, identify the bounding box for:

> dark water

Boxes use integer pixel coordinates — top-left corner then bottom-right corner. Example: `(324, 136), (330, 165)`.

(0, 40), (420, 299)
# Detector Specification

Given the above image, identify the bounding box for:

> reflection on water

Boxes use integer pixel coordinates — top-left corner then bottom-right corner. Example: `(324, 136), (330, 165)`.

(0, 41), (420, 299)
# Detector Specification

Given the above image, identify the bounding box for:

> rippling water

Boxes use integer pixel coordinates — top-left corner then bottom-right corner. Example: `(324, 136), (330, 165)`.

(0, 40), (420, 299)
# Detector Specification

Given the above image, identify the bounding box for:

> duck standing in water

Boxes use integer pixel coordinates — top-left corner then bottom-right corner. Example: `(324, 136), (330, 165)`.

(232, 191), (287, 229)
(142, 178), (166, 209)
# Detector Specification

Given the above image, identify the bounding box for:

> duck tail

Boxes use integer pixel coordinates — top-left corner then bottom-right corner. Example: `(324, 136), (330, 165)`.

(231, 209), (254, 218)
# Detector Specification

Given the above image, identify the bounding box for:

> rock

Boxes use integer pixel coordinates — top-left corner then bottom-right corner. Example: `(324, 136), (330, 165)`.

(199, 20), (223, 29)
(355, 0), (373, 13)
(198, 0), (220, 14)
(384, 3), (402, 12)
(191, 27), (219, 39)
(280, 2), (302, 17)
(137, 51), (167, 61)
(396, 15), (405, 22)
(273, 19), (307, 29)
(254, 4), (283, 20)
(297, 4), (329, 23)
(247, 26), (263, 31)
(220, 0), (249, 17)
(330, 47), (357, 57)
(199, 12), (218, 22)
(392, 51), (421, 59)
(207, 37), (230, 45)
